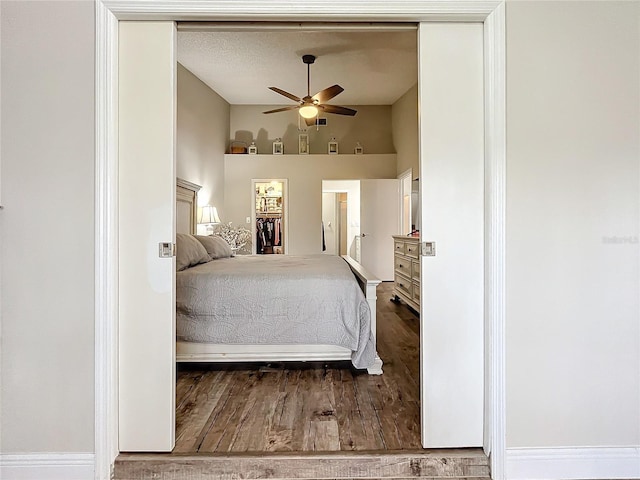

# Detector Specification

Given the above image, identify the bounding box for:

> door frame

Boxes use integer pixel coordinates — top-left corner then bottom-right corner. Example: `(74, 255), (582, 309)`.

(321, 191), (341, 256)
(398, 168), (413, 235)
(95, 1), (505, 479)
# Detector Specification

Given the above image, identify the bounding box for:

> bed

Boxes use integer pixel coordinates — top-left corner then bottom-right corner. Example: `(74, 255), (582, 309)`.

(176, 251), (382, 374)
(174, 181), (382, 374)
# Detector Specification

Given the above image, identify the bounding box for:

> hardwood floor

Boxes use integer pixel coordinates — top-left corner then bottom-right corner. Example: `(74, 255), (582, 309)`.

(173, 281), (421, 453)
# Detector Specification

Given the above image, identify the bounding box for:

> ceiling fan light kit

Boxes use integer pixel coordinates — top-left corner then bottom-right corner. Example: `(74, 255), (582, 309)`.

(264, 54), (357, 127)
(299, 105), (319, 119)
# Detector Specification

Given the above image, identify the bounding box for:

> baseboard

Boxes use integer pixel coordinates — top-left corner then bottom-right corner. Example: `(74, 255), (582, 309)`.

(506, 446), (640, 480)
(0, 453), (95, 480)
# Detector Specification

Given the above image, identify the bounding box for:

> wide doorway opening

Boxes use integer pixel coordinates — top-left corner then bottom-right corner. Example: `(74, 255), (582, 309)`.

(169, 22), (422, 454)
(115, 15), (490, 467)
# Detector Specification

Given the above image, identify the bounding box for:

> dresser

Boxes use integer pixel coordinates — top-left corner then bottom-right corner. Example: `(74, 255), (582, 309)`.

(392, 235), (420, 312)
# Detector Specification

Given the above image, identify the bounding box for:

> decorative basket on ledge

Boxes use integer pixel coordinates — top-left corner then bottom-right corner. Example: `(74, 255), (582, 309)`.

(230, 141), (247, 154)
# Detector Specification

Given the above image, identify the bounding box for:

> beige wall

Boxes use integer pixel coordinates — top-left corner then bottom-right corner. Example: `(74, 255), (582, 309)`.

(224, 154), (396, 254)
(230, 105), (395, 155)
(0, 0), (95, 452)
(392, 84), (419, 178)
(1, 0), (639, 462)
(506, 0), (640, 448)
(177, 64), (230, 218)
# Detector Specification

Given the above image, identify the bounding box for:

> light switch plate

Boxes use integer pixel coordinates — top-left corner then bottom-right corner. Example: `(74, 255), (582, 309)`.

(159, 242), (175, 258)
(421, 241), (436, 256)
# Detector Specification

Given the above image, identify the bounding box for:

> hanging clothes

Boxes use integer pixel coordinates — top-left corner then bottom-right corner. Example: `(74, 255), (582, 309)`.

(256, 217), (282, 254)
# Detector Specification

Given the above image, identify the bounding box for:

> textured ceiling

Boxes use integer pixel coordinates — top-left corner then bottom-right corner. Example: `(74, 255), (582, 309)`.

(177, 28), (418, 105)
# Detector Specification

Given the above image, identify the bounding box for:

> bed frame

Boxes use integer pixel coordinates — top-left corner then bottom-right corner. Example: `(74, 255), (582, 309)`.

(174, 180), (383, 374)
(175, 255), (383, 375)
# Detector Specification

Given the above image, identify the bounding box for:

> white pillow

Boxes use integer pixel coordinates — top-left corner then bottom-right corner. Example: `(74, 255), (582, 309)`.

(176, 233), (211, 271)
(194, 235), (233, 259)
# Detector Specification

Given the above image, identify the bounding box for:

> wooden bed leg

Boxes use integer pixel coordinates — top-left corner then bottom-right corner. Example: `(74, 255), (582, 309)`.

(367, 355), (383, 375)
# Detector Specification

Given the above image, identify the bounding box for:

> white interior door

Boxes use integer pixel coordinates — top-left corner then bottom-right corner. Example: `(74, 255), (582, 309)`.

(360, 179), (400, 281)
(418, 22), (485, 447)
(118, 21), (177, 452)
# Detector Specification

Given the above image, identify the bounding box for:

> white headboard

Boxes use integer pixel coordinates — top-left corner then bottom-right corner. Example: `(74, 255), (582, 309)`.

(176, 178), (201, 234)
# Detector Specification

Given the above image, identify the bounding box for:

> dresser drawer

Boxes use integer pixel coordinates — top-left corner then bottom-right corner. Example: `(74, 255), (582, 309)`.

(412, 259), (420, 280)
(404, 241), (419, 259)
(394, 241), (405, 254)
(394, 256), (412, 277)
(412, 281), (421, 303)
(394, 273), (412, 298)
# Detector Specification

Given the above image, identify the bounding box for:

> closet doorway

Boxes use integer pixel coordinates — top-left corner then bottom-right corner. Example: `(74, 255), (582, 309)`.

(252, 179), (288, 255)
(322, 180), (360, 260)
(321, 191), (349, 257)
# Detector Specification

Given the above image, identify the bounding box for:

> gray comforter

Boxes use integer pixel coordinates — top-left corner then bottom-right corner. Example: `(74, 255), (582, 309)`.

(176, 254), (375, 369)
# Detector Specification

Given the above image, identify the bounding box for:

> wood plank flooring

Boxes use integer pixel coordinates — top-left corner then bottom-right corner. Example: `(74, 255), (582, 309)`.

(115, 449), (491, 480)
(173, 282), (421, 453)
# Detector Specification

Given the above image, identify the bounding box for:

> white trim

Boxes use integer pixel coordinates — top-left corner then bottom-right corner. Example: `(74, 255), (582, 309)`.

(95, 2), (119, 479)
(483, 2), (506, 479)
(176, 177), (202, 192)
(102, 0), (502, 21)
(506, 447), (640, 480)
(95, 2), (506, 479)
(0, 453), (95, 480)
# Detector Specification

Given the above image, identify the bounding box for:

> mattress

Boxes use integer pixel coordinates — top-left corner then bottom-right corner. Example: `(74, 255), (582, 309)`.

(176, 254), (375, 369)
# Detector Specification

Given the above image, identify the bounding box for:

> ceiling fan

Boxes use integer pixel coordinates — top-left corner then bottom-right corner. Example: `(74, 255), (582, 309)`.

(263, 54), (357, 126)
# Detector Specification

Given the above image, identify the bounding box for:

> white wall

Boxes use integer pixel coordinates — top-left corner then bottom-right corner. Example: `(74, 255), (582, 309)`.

(177, 64), (230, 219)
(230, 105), (394, 155)
(0, 0), (95, 452)
(506, 0), (640, 449)
(224, 155), (393, 254)
(392, 84), (419, 178)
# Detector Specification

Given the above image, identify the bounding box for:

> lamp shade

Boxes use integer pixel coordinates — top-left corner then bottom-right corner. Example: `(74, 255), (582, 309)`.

(199, 205), (221, 225)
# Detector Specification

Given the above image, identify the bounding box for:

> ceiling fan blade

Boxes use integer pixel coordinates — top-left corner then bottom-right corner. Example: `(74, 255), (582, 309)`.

(304, 116), (317, 127)
(312, 85), (344, 103)
(319, 104), (357, 116)
(263, 105), (299, 114)
(269, 87), (302, 103)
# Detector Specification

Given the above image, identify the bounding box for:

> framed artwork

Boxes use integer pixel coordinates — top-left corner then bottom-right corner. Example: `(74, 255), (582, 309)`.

(272, 138), (283, 155)
(298, 134), (309, 154)
(328, 137), (338, 154)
